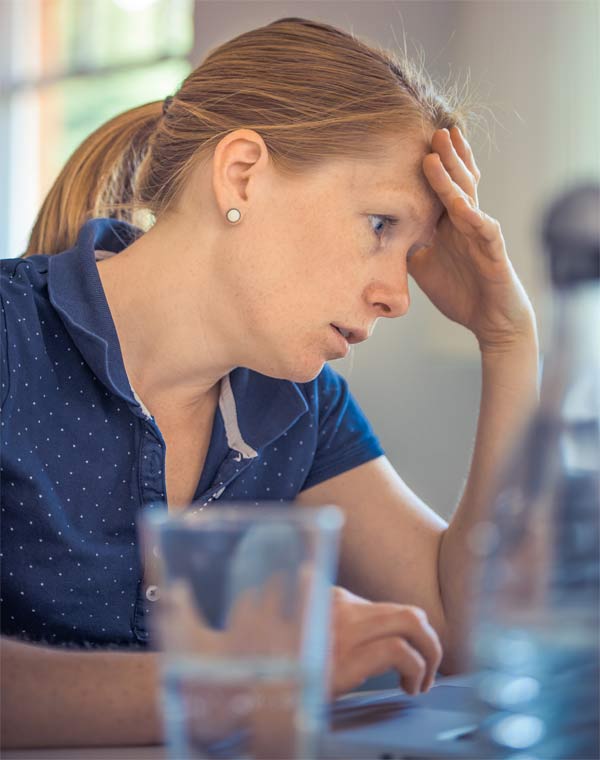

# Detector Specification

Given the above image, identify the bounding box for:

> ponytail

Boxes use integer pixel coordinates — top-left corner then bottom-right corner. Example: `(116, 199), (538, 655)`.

(24, 101), (163, 256)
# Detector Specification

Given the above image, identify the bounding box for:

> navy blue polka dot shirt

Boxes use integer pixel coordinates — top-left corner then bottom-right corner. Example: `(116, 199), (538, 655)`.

(0, 218), (384, 649)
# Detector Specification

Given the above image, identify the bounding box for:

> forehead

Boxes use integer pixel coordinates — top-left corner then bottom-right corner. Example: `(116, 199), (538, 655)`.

(374, 178), (442, 227)
(336, 134), (444, 224)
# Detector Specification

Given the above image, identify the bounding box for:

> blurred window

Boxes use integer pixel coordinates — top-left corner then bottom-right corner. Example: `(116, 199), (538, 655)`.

(1, 0), (193, 258)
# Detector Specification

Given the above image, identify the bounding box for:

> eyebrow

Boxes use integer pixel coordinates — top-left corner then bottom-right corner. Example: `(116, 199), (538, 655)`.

(397, 194), (443, 228)
(377, 187), (442, 246)
(372, 179), (433, 220)
(390, 197), (429, 226)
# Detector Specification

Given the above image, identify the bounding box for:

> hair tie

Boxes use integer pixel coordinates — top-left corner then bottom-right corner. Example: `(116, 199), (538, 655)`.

(162, 95), (174, 115)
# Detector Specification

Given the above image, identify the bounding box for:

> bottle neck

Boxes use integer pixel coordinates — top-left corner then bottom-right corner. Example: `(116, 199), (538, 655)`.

(540, 279), (600, 415)
(554, 280), (599, 364)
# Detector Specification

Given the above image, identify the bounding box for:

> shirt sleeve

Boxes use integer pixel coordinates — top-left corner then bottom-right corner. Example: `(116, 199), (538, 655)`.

(300, 364), (385, 491)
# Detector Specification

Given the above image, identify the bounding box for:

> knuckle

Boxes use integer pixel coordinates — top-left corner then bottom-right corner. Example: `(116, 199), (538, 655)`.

(405, 605), (429, 625)
(379, 602), (406, 621)
(331, 587), (354, 617)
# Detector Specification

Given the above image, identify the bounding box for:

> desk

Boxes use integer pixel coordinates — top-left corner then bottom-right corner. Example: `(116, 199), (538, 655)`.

(2, 749), (165, 760)
(3, 675), (481, 760)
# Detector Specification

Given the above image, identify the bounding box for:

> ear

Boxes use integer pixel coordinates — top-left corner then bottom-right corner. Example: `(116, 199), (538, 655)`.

(211, 128), (270, 219)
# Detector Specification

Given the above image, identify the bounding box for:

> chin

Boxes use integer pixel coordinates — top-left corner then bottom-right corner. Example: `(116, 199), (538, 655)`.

(286, 361), (325, 384)
(246, 330), (331, 383)
(284, 340), (330, 382)
(255, 350), (325, 384)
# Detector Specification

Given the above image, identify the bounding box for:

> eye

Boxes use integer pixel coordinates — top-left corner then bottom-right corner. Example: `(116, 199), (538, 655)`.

(368, 214), (399, 240)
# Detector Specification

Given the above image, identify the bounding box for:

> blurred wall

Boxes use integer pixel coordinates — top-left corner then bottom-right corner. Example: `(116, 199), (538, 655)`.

(193, 1), (598, 520)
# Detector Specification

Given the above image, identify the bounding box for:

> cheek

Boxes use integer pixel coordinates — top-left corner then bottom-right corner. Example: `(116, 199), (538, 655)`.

(233, 215), (366, 333)
(295, 222), (365, 284)
(232, 258), (313, 343)
(318, 240), (372, 299)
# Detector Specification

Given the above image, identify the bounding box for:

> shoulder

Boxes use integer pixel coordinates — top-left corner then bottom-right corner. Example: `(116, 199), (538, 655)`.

(1, 255), (50, 301)
(1, 255), (51, 322)
(1, 255), (51, 408)
(1, 254), (50, 279)
(1, 256), (51, 339)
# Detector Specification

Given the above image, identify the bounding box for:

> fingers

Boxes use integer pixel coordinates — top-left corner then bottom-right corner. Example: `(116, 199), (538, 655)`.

(331, 635), (428, 698)
(447, 196), (507, 262)
(422, 152), (504, 256)
(431, 128), (478, 205)
(330, 591), (444, 698)
(371, 637), (427, 696)
(423, 151), (476, 220)
(347, 604), (443, 693)
(449, 126), (481, 185)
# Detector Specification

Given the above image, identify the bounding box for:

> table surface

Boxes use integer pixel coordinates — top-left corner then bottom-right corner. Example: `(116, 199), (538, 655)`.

(3, 748), (165, 759)
(2, 675), (477, 760)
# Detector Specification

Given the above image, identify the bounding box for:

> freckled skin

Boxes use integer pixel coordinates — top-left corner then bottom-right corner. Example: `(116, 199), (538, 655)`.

(97, 128), (443, 412)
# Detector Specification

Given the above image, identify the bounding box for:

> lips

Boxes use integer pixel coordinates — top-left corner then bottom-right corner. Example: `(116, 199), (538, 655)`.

(330, 324), (350, 356)
(330, 324), (369, 345)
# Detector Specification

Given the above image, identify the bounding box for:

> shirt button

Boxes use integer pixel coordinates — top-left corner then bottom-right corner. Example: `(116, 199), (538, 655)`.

(145, 585), (160, 602)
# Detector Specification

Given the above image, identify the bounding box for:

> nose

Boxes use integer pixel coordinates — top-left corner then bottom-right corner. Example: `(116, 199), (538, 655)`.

(364, 271), (411, 319)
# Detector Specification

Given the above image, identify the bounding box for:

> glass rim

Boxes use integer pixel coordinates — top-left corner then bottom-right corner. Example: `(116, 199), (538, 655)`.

(139, 501), (345, 532)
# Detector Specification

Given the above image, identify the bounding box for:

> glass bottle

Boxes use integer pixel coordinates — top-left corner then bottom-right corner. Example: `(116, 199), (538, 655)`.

(468, 182), (600, 759)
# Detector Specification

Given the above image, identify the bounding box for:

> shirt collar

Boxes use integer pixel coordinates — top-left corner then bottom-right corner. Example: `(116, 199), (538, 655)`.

(47, 218), (308, 457)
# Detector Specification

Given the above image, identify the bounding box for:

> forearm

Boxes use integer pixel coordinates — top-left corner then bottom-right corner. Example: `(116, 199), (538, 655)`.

(437, 328), (540, 672)
(0, 636), (164, 749)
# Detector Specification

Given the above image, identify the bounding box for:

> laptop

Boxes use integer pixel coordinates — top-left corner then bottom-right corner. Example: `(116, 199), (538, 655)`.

(321, 672), (488, 759)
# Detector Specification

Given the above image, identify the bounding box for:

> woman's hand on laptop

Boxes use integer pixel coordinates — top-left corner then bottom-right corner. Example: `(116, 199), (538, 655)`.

(329, 586), (443, 698)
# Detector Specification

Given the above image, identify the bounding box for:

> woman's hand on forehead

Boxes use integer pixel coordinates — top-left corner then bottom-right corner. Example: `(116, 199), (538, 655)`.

(407, 126), (536, 351)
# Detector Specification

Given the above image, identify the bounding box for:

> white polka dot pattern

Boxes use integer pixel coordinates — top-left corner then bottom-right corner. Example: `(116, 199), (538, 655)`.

(0, 219), (384, 649)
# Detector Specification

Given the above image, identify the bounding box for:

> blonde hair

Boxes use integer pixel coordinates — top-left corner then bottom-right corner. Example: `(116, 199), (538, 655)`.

(24, 16), (474, 257)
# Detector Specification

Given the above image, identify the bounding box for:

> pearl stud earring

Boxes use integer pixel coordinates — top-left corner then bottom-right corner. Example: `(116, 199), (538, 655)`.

(226, 208), (241, 223)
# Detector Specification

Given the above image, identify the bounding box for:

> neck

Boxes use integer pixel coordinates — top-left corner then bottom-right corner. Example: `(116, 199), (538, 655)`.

(96, 222), (235, 416)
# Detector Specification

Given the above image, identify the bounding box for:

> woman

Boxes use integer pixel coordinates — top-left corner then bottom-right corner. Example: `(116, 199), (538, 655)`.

(0, 17), (539, 749)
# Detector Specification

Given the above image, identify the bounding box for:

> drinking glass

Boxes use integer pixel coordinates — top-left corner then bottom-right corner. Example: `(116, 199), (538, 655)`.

(138, 502), (344, 760)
